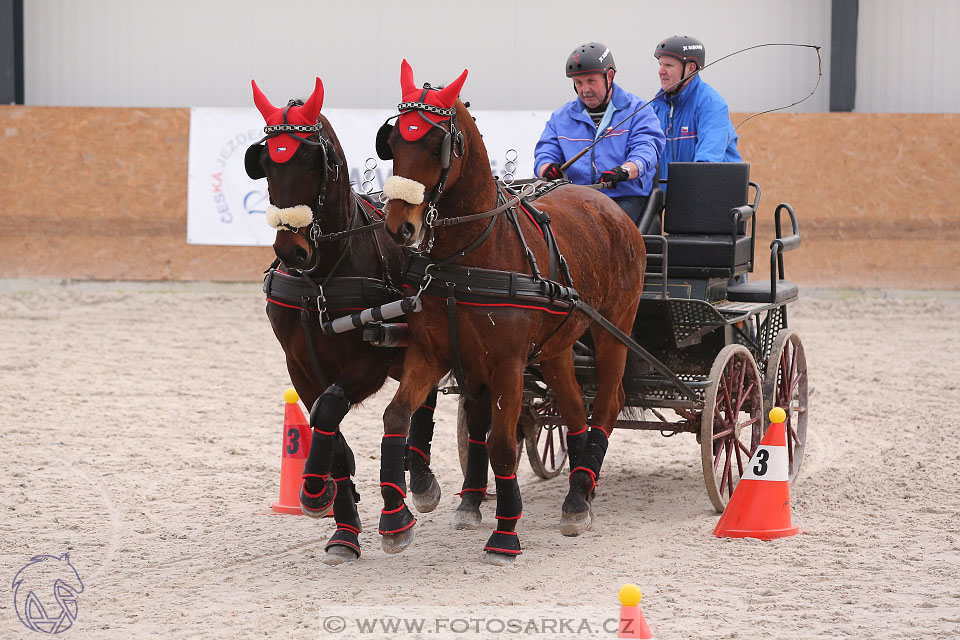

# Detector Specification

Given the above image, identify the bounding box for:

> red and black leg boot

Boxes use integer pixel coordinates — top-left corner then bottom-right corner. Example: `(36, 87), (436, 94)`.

(324, 436), (362, 565)
(407, 387), (440, 513)
(379, 434), (416, 554)
(560, 426), (608, 536)
(300, 385), (349, 517)
(483, 473), (522, 565)
(453, 435), (489, 530)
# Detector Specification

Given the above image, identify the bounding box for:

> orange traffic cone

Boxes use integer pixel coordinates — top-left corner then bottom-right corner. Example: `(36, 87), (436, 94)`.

(713, 407), (800, 540)
(271, 388), (312, 514)
(617, 584), (654, 639)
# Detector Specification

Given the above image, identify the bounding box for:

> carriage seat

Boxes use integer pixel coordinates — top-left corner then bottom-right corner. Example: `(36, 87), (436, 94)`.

(643, 162), (758, 279)
(727, 203), (801, 304)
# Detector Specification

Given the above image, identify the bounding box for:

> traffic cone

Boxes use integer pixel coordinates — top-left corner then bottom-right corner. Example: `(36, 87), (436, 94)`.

(617, 584), (654, 639)
(271, 388), (312, 514)
(713, 407), (800, 540)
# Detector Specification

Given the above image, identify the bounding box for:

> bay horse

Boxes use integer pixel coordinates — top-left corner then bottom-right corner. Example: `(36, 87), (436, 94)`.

(245, 77), (442, 565)
(376, 60), (646, 564)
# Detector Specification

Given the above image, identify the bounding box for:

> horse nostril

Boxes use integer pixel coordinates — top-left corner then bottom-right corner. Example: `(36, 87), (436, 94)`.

(274, 244), (309, 268)
(399, 222), (415, 244)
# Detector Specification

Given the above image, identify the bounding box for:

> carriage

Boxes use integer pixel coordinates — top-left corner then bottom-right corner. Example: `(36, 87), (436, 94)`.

(438, 161), (808, 512)
(252, 71), (807, 563)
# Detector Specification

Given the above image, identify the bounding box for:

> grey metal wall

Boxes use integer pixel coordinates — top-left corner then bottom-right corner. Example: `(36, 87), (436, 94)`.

(857, 0), (960, 113)
(23, 0), (833, 112)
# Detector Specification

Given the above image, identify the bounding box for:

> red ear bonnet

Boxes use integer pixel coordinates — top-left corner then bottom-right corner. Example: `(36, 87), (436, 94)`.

(251, 77), (324, 163)
(397, 59), (468, 141)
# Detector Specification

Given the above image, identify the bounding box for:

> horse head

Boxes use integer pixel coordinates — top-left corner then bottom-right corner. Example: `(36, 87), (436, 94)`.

(380, 59), (470, 247)
(245, 77), (349, 270)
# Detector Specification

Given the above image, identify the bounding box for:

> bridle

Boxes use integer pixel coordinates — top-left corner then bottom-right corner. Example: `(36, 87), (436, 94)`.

(252, 100), (380, 275)
(377, 85), (466, 252)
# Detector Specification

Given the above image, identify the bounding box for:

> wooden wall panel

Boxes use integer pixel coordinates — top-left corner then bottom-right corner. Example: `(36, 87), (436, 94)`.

(1, 106), (957, 289)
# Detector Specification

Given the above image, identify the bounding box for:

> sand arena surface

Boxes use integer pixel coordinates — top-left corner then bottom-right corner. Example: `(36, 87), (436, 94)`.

(1, 280), (958, 639)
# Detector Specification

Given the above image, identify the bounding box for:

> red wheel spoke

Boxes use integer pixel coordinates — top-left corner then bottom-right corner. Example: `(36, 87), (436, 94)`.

(712, 426), (735, 441)
(721, 440), (733, 495)
(734, 437), (746, 477)
(541, 428), (555, 468)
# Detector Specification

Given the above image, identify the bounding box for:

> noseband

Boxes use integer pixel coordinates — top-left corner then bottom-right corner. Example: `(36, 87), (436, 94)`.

(379, 86), (465, 252)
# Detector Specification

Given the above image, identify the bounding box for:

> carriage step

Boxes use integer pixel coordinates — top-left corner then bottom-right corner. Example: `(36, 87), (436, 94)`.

(713, 300), (779, 316)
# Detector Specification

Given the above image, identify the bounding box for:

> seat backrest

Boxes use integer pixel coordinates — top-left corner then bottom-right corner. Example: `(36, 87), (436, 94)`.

(663, 162), (750, 235)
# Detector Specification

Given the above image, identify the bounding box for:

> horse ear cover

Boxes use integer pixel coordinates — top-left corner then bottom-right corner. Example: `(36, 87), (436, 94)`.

(245, 144), (266, 180)
(376, 123), (394, 160)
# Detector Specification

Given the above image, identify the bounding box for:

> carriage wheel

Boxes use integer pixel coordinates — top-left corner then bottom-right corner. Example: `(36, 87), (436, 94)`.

(520, 397), (568, 480)
(701, 344), (765, 513)
(763, 329), (808, 483)
(456, 397), (523, 497)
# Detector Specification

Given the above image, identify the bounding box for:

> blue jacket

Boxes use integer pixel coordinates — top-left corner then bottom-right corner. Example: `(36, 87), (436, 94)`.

(534, 83), (665, 198)
(651, 75), (741, 183)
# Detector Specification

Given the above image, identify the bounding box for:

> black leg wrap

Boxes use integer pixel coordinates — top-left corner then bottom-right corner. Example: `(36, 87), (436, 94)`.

(458, 438), (489, 497)
(326, 476), (362, 557)
(406, 387), (438, 467)
(565, 426), (588, 470)
(301, 386), (350, 516)
(570, 427), (609, 490)
(484, 474), (522, 555)
(379, 436), (415, 535)
(300, 422), (336, 516)
(484, 530), (521, 555)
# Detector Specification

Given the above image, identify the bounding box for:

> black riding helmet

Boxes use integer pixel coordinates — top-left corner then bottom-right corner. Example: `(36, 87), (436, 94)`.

(565, 42), (616, 106)
(654, 35), (706, 69)
(565, 42), (617, 77)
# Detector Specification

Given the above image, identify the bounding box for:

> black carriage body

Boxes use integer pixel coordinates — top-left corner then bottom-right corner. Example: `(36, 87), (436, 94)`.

(512, 163), (807, 511)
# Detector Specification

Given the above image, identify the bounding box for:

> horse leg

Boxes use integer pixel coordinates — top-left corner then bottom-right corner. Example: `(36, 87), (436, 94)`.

(380, 350), (446, 554)
(538, 354), (595, 536)
(300, 384), (351, 518)
(561, 312), (631, 536)
(323, 433), (363, 565)
(482, 367), (525, 566)
(284, 368), (361, 563)
(406, 386), (441, 513)
(453, 386), (491, 530)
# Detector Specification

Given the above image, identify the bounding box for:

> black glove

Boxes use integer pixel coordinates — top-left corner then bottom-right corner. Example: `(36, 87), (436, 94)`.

(599, 165), (630, 186)
(541, 162), (567, 181)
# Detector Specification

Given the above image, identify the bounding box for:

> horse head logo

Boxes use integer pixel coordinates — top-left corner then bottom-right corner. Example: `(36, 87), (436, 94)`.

(11, 553), (84, 634)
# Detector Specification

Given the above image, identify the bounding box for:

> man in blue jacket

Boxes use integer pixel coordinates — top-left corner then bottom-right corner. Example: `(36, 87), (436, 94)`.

(535, 42), (665, 226)
(651, 35), (742, 184)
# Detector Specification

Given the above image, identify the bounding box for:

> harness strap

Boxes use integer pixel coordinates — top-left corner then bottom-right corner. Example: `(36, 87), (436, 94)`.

(265, 271), (401, 311)
(299, 305), (330, 389)
(404, 256), (579, 311)
(433, 196), (504, 269)
(446, 282), (480, 401)
(572, 299), (699, 401)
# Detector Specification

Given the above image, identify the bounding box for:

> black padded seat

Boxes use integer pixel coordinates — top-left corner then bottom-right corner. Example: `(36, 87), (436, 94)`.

(665, 234), (753, 268)
(726, 279), (798, 303)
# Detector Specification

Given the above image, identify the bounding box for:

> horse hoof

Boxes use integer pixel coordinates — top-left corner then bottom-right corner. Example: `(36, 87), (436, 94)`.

(411, 476), (441, 513)
(483, 552), (517, 566)
(453, 508), (482, 530)
(559, 510), (592, 537)
(381, 527), (415, 554)
(323, 545), (359, 566)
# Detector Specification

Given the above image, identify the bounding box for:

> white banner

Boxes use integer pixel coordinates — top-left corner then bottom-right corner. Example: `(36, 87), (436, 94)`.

(186, 107), (552, 246)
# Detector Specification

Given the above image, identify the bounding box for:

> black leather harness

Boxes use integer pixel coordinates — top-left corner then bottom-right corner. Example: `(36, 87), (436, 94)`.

(264, 195), (402, 388)
(401, 183), (581, 398)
